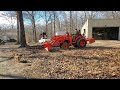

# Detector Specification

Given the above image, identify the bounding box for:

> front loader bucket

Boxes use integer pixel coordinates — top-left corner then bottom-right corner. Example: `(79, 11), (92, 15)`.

(44, 42), (53, 51)
(86, 38), (95, 44)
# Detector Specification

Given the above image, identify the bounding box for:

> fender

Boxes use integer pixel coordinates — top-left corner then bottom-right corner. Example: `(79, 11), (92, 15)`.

(75, 35), (87, 43)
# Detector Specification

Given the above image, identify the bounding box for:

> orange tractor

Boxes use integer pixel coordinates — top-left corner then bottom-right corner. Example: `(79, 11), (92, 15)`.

(44, 30), (95, 51)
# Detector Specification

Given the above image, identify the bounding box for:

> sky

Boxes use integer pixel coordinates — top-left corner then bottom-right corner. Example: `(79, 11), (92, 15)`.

(0, 11), (45, 26)
(0, 16), (17, 25)
(0, 11), (17, 25)
(0, 11), (106, 26)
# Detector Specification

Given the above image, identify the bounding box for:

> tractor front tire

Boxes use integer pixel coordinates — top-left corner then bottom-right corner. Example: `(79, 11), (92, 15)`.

(61, 42), (69, 49)
(77, 39), (86, 48)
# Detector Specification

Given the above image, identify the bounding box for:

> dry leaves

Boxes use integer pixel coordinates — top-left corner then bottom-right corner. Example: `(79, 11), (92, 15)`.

(0, 41), (120, 79)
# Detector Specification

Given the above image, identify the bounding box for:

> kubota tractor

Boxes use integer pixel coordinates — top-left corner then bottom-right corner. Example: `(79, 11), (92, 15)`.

(44, 31), (95, 51)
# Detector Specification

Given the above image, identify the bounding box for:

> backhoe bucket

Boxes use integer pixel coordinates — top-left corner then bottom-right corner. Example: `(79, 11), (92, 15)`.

(44, 42), (53, 51)
(86, 38), (95, 44)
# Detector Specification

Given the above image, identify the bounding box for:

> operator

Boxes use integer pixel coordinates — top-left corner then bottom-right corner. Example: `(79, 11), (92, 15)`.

(66, 31), (69, 36)
(73, 29), (81, 41)
(83, 32), (86, 37)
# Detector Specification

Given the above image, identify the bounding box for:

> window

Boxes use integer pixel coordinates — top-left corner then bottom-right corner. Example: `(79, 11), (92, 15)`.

(84, 29), (86, 33)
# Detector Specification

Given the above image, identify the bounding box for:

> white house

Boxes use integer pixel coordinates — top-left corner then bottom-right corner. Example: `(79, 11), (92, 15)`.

(81, 19), (120, 40)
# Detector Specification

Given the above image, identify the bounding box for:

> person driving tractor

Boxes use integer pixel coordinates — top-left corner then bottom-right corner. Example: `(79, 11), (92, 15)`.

(66, 31), (69, 36)
(73, 29), (81, 41)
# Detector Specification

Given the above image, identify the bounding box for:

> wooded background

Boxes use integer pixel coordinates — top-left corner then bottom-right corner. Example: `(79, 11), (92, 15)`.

(0, 11), (120, 45)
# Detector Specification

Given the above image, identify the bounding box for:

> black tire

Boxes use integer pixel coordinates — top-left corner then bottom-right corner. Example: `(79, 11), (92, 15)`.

(77, 38), (86, 48)
(61, 42), (69, 49)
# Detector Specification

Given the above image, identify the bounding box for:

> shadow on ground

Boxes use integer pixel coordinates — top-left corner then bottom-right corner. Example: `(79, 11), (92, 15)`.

(63, 54), (111, 61)
(26, 45), (44, 49)
(0, 57), (13, 63)
(69, 46), (118, 50)
(0, 74), (37, 79)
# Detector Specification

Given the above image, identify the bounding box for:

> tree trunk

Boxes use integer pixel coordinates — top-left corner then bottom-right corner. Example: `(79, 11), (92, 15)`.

(53, 12), (56, 35)
(16, 12), (20, 44)
(31, 11), (37, 43)
(10, 16), (13, 33)
(17, 11), (27, 47)
(84, 11), (87, 22)
(65, 19), (68, 32)
(46, 24), (48, 34)
(75, 11), (78, 29)
(45, 11), (48, 34)
(32, 20), (37, 42)
(32, 23), (35, 42)
(50, 20), (53, 38)
(58, 19), (61, 31)
(70, 11), (72, 34)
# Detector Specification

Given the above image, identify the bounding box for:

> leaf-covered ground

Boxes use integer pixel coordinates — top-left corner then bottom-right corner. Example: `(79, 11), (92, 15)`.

(0, 40), (120, 79)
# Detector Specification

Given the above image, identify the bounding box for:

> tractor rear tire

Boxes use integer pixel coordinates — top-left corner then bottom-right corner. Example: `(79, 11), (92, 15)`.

(61, 42), (69, 49)
(77, 38), (86, 48)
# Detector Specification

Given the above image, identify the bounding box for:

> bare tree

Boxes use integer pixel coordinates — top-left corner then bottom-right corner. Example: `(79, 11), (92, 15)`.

(23, 11), (37, 43)
(39, 11), (51, 35)
(69, 11), (74, 34)
(55, 11), (63, 31)
(17, 11), (27, 47)
(19, 11), (114, 40)
(16, 11), (20, 44)
(77, 11), (99, 28)
(0, 11), (16, 32)
(83, 11), (97, 20)
(52, 11), (56, 34)
(62, 11), (69, 32)
(102, 11), (120, 19)
(49, 12), (54, 38)
(75, 11), (78, 29)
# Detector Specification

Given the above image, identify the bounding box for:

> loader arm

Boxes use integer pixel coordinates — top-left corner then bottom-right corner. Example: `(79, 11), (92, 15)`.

(86, 38), (95, 44)
(44, 35), (72, 51)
